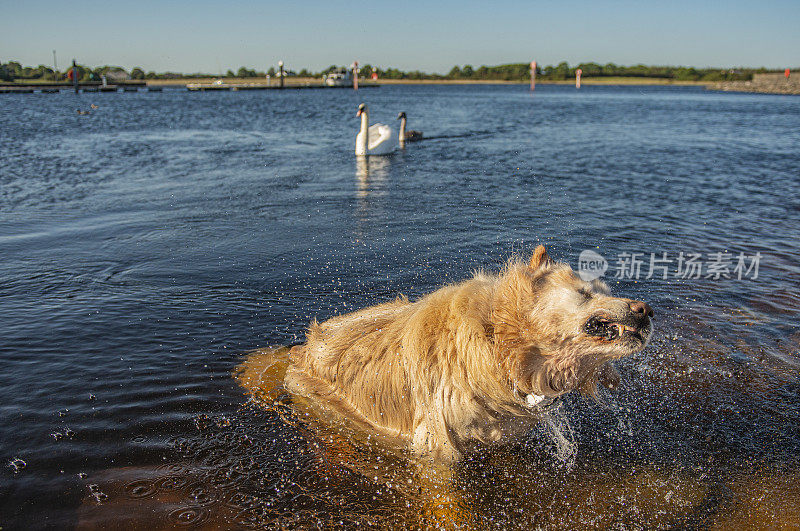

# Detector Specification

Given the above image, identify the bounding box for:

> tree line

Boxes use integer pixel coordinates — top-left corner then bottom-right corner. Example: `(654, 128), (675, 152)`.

(1, 59), (781, 83)
(0, 61), (150, 82)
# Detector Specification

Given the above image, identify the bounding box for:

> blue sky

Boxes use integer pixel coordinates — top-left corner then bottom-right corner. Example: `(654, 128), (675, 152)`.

(4, 0), (798, 73)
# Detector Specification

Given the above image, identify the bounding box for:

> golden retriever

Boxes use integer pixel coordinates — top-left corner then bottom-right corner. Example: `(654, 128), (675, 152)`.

(285, 245), (653, 463)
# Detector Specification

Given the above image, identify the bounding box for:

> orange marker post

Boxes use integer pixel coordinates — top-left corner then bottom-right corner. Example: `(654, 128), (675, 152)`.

(530, 61), (537, 91)
(786, 68), (791, 80)
(576, 68), (582, 89)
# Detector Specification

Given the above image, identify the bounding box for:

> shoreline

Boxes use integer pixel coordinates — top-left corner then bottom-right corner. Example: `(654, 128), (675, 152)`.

(374, 77), (707, 86)
(4, 76), (796, 95)
(710, 73), (799, 95)
(143, 76), (707, 87)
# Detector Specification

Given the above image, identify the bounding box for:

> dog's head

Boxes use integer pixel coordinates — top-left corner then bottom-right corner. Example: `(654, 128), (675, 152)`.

(491, 245), (653, 400)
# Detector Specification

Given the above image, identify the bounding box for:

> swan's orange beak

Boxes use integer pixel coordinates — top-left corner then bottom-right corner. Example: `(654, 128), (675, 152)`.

(356, 109), (363, 117)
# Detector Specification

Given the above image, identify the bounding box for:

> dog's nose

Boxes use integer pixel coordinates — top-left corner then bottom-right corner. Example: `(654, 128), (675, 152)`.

(629, 300), (654, 318)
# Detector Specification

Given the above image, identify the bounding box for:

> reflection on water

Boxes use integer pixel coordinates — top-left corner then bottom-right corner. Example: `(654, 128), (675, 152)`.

(1, 85), (799, 528)
(355, 155), (391, 234)
(355, 155), (390, 197)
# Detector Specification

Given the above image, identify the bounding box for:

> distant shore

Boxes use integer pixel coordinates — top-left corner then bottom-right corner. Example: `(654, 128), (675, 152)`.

(4, 75), (796, 95)
(710, 72), (799, 95)
(376, 77), (708, 86)
(144, 76), (707, 87)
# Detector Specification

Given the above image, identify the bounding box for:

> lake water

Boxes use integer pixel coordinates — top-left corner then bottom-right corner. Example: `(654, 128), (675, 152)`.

(1, 84), (799, 529)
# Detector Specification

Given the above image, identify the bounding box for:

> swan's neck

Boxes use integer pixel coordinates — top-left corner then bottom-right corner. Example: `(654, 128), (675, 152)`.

(399, 116), (406, 140)
(360, 111), (369, 140)
(356, 111), (369, 155)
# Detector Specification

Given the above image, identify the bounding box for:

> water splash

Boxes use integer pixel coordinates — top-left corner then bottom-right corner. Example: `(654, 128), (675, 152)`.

(537, 406), (578, 470)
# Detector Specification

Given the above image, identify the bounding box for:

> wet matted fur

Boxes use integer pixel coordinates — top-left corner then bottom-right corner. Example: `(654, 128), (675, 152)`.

(285, 246), (653, 463)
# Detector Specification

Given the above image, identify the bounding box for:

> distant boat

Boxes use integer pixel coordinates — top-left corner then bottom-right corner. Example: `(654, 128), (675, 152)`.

(324, 69), (352, 87)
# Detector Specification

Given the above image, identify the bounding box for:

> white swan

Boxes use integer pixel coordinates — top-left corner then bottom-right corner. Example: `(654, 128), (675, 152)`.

(355, 103), (397, 156)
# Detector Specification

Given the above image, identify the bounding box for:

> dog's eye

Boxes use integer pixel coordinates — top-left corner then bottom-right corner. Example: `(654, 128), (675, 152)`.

(578, 288), (592, 301)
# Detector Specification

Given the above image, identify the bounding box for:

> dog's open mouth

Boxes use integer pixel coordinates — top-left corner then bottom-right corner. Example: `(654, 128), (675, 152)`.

(584, 316), (643, 342)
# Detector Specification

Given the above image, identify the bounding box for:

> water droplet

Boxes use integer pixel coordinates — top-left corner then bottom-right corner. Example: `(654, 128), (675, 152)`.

(155, 462), (185, 475)
(124, 479), (159, 499)
(8, 458), (26, 473)
(168, 506), (208, 526)
(185, 484), (219, 506)
(159, 475), (189, 491)
(194, 414), (211, 430)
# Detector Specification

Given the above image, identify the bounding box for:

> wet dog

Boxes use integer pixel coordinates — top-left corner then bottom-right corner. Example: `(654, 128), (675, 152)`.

(285, 246), (653, 463)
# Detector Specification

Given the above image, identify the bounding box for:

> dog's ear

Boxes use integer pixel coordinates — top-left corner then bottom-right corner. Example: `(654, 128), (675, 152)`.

(529, 245), (552, 270)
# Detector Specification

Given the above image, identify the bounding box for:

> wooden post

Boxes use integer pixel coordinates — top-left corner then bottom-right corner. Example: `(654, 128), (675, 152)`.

(576, 68), (582, 89)
(278, 61), (284, 88)
(353, 61), (359, 90)
(530, 61), (536, 91)
(72, 59), (78, 93)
